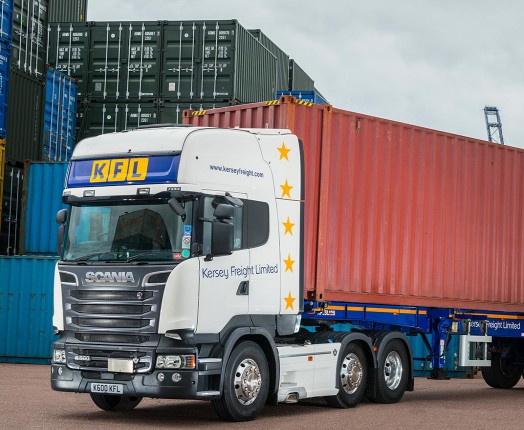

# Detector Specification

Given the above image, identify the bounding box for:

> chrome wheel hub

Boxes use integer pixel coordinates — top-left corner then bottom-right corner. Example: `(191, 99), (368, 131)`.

(384, 351), (403, 390)
(234, 358), (261, 405)
(340, 352), (363, 394)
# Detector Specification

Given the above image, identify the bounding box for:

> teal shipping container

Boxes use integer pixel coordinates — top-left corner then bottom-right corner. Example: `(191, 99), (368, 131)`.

(0, 256), (58, 363)
(19, 161), (67, 255)
(407, 333), (477, 378)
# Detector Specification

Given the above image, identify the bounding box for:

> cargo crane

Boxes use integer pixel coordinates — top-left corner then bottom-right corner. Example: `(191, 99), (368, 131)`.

(484, 106), (505, 144)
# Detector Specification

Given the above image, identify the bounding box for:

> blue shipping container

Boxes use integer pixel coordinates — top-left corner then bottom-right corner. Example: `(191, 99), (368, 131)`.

(276, 90), (329, 105)
(0, 256), (59, 363)
(0, 41), (9, 138)
(0, 0), (13, 44)
(43, 67), (78, 161)
(21, 162), (68, 254)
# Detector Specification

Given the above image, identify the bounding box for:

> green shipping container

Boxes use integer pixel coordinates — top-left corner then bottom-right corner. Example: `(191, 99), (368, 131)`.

(47, 20), (279, 103)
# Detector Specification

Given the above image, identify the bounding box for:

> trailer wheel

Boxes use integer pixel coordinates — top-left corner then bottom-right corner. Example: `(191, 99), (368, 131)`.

(90, 393), (142, 411)
(212, 341), (269, 422)
(326, 342), (367, 408)
(481, 353), (523, 389)
(370, 339), (409, 404)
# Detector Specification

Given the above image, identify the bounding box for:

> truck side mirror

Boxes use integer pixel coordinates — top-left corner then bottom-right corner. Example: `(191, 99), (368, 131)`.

(56, 209), (68, 224)
(211, 220), (234, 256)
(168, 197), (186, 221)
(56, 209), (68, 256)
(213, 203), (234, 220)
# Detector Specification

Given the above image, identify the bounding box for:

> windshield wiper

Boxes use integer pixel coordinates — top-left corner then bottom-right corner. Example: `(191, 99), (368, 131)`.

(125, 251), (174, 263)
(73, 252), (119, 262)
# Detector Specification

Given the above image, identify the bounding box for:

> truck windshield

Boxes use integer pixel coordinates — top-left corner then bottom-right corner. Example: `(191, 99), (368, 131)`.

(62, 201), (193, 262)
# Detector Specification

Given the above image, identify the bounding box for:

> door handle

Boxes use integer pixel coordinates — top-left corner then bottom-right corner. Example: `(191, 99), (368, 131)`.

(236, 281), (249, 295)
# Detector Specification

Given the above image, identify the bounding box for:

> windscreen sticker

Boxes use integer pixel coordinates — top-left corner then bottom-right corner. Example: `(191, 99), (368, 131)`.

(181, 235), (191, 249)
(173, 252), (183, 260)
(183, 225), (192, 234)
(182, 250), (190, 258)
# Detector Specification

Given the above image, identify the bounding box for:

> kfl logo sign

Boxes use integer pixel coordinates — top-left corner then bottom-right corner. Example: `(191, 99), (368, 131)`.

(90, 158), (149, 183)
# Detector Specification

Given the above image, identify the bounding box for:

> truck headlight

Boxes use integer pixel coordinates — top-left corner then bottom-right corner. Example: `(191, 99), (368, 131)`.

(156, 354), (195, 369)
(53, 349), (66, 364)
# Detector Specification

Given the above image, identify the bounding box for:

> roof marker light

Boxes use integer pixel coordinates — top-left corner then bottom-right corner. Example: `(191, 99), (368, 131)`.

(83, 190), (95, 197)
(137, 188), (150, 195)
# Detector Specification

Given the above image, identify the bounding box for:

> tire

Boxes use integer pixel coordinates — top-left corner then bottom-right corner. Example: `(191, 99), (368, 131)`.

(369, 339), (409, 404)
(90, 393), (142, 411)
(212, 341), (269, 422)
(481, 353), (523, 389)
(325, 342), (367, 408)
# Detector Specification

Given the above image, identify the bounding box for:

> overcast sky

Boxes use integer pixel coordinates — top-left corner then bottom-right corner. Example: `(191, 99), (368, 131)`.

(88, 0), (524, 148)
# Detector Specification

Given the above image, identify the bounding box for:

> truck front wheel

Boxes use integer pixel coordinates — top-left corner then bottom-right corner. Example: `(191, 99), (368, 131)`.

(90, 393), (142, 411)
(212, 341), (269, 422)
(369, 339), (409, 404)
(481, 353), (523, 389)
(326, 342), (367, 408)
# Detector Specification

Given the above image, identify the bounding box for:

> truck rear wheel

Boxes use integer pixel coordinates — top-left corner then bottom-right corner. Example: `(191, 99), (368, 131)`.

(326, 342), (367, 408)
(481, 353), (523, 389)
(90, 393), (142, 411)
(369, 339), (409, 404)
(212, 341), (269, 422)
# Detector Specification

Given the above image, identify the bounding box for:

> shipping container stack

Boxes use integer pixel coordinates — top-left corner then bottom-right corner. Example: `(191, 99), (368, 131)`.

(46, 20), (321, 141)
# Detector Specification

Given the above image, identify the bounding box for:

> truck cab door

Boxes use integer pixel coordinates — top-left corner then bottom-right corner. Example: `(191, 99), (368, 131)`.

(196, 193), (249, 334)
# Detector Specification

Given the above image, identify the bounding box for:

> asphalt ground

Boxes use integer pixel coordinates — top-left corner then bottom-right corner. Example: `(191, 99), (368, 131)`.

(0, 363), (523, 429)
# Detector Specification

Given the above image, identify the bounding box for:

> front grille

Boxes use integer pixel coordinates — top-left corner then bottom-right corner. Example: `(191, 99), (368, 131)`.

(70, 290), (153, 301)
(71, 304), (152, 315)
(72, 317), (151, 329)
(75, 333), (150, 344)
(66, 346), (153, 373)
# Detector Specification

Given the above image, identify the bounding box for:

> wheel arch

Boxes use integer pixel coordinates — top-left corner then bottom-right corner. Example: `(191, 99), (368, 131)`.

(219, 327), (279, 397)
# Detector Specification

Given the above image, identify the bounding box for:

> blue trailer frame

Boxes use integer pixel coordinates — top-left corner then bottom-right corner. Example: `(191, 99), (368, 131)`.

(303, 300), (524, 378)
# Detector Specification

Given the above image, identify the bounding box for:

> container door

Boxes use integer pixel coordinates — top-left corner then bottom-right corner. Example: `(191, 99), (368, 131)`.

(161, 22), (201, 101)
(0, 164), (23, 255)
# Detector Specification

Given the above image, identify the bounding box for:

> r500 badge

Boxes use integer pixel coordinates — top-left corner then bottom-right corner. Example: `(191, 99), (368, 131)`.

(90, 158), (149, 183)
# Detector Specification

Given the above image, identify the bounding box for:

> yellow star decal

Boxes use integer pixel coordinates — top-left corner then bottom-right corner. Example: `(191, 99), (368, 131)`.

(283, 253), (295, 272)
(282, 216), (295, 235)
(277, 142), (291, 160)
(280, 180), (293, 198)
(284, 291), (296, 310)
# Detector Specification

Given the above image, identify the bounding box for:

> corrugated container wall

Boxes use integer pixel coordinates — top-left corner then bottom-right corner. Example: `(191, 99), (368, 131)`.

(0, 140), (4, 221)
(0, 42), (9, 137)
(5, 67), (45, 161)
(19, 161), (67, 254)
(11, 0), (48, 77)
(277, 90), (329, 105)
(1, 163), (23, 255)
(47, 20), (278, 103)
(186, 97), (524, 314)
(0, 0), (13, 43)
(43, 67), (77, 161)
(289, 59), (314, 91)
(248, 29), (289, 94)
(48, 0), (87, 23)
(0, 256), (58, 363)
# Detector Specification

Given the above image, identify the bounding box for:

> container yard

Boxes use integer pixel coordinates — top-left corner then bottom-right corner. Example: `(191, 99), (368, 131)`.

(0, 1), (523, 428)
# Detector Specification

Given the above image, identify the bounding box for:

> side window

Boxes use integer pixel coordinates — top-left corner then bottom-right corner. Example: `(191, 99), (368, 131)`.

(246, 200), (269, 248)
(202, 196), (243, 255)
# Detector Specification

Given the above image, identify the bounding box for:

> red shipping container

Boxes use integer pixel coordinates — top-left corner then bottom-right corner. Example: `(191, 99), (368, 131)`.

(185, 97), (524, 313)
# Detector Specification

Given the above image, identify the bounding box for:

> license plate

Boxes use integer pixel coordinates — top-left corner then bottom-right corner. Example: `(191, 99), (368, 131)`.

(90, 383), (123, 395)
